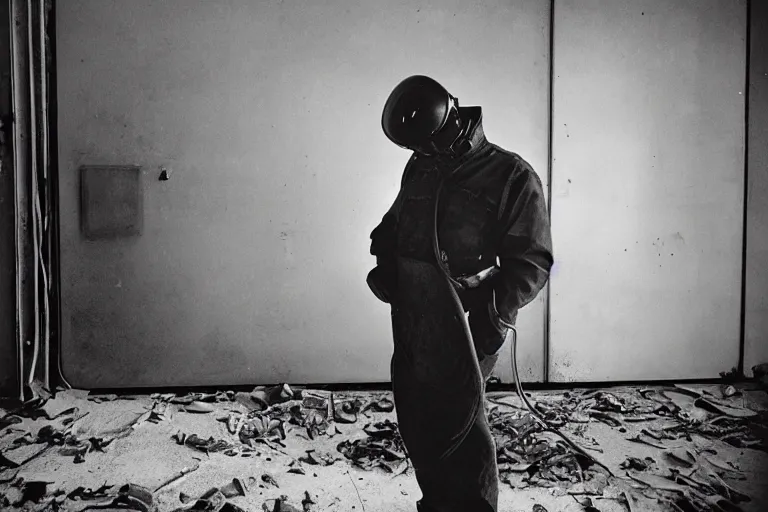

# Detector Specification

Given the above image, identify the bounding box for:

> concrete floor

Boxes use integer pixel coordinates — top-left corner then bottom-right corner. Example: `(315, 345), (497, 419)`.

(1, 384), (767, 512)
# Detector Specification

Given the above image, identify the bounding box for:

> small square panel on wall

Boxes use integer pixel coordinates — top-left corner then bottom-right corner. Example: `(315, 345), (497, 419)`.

(80, 165), (143, 240)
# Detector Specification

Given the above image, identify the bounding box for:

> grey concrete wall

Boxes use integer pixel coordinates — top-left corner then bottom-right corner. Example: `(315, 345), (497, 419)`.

(549, 0), (747, 381)
(56, 0), (551, 388)
(745, 1), (768, 376)
(0, 2), (18, 396)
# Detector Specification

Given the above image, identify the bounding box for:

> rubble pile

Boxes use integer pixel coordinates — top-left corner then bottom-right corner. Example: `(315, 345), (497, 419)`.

(336, 419), (408, 474)
(487, 384), (765, 511)
(0, 378), (766, 512)
(489, 405), (608, 492)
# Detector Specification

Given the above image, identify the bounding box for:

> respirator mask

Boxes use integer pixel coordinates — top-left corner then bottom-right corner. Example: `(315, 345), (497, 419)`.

(382, 75), (472, 157)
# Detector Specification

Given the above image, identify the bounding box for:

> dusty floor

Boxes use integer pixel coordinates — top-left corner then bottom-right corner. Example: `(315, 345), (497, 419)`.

(1, 382), (767, 512)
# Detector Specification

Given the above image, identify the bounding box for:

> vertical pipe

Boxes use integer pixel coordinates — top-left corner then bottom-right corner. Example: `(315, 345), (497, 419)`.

(40, 1), (47, 183)
(10, 0), (29, 401)
(26, 0), (40, 388)
(543, 0), (555, 383)
(38, 0), (50, 388)
(47, 0), (68, 390)
(738, 0), (752, 377)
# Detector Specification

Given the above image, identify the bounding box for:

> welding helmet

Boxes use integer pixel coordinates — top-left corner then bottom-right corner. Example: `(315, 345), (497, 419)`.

(381, 75), (469, 156)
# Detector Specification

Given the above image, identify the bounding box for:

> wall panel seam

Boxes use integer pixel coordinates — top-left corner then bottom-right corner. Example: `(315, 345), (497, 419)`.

(738, 0), (752, 377)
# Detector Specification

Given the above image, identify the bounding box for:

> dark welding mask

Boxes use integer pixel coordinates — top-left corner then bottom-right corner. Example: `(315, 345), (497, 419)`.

(381, 75), (472, 157)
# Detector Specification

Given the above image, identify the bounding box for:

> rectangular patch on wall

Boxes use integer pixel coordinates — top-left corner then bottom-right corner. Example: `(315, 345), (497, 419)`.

(80, 165), (143, 240)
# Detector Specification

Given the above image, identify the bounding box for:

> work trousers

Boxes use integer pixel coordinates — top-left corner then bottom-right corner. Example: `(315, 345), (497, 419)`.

(390, 257), (506, 512)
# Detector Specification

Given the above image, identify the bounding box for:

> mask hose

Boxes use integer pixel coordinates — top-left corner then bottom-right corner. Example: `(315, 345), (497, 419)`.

(432, 175), (613, 477)
(498, 319), (615, 477)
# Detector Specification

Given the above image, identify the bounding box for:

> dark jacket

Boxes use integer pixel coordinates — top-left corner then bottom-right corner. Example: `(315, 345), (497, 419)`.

(369, 107), (553, 354)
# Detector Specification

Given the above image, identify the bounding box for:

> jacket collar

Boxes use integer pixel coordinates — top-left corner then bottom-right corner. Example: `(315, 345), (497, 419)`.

(458, 106), (488, 155)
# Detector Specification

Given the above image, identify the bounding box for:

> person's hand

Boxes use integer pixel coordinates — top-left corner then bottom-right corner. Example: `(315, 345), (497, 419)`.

(456, 266), (501, 290)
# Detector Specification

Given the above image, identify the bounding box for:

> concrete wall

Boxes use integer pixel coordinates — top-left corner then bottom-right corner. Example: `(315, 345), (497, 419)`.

(745, 0), (768, 376)
(56, 0), (551, 388)
(54, 0), (757, 387)
(549, 0), (747, 381)
(0, 2), (18, 396)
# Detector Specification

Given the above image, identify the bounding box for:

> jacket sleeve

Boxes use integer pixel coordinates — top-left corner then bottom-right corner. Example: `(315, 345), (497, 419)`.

(493, 165), (553, 323)
(370, 211), (398, 263)
(367, 158), (416, 303)
(369, 155), (416, 261)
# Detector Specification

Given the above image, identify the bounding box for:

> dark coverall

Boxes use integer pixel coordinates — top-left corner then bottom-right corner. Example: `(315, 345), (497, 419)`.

(368, 106), (553, 511)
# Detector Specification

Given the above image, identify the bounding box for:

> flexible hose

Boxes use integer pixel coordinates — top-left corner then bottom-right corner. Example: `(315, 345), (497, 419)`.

(501, 321), (615, 477)
(39, 0), (52, 387)
(430, 170), (613, 477)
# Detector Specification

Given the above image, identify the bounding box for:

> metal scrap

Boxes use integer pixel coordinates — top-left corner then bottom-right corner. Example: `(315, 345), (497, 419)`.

(3, 422), (115, 465)
(238, 413), (286, 450)
(298, 449), (339, 467)
(287, 403), (330, 439)
(301, 390), (332, 411)
(619, 457), (655, 472)
(219, 478), (247, 498)
(169, 487), (225, 512)
(262, 496), (302, 512)
(634, 386), (767, 451)
(588, 410), (622, 427)
(628, 433), (673, 450)
(0, 415), (22, 433)
(261, 473), (279, 488)
(333, 399), (363, 424)
(287, 459), (306, 475)
(301, 491), (316, 512)
(360, 397), (395, 414)
(72, 483), (155, 512)
(184, 401), (215, 414)
(0, 383), (762, 512)
(336, 420), (407, 473)
(490, 405), (609, 490)
(173, 432), (234, 454)
(229, 384), (298, 413)
(626, 467), (751, 512)
(67, 484), (113, 501)
(594, 392), (627, 413)
(154, 462), (202, 492)
(167, 391), (231, 406)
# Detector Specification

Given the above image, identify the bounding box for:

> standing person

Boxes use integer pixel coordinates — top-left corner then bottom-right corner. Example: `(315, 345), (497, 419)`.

(367, 75), (553, 512)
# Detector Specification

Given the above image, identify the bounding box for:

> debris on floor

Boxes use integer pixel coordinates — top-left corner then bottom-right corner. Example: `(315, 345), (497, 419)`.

(257, 491), (316, 512)
(297, 449), (339, 467)
(169, 485), (249, 512)
(261, 495), (302, 512)
(336, 419), (409, 474)
(173, 432), (235, 455)
(619, 456), (656, 471)
(488, 383), (768, 511)
(184, 402), (215, 414)
(67, 483), (114, 501)
(155, 463), (202, 493)
(1, 381), (766, 511)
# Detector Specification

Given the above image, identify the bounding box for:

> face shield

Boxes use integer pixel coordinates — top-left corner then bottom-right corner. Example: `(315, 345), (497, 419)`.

(382, 75), (468, 157)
